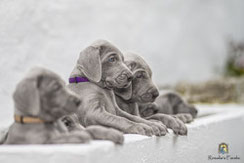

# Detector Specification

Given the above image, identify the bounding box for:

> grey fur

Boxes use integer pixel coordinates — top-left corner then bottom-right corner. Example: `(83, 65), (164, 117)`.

(0, 127), (8, 144)
(140, 91), (197, 123)
(68, 40), (158, 136)
(114, 52), (188, 135)
(4, 67), (92, 144)
(61, 114), (124, 144)
(3, 67), (124, 144)
(156, 92), (197, 119)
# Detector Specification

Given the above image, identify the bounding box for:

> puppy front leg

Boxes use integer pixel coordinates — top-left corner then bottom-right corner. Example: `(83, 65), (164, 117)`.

(116, 107), (167, 136)
(85, 126), (124, 144)
(46, 131), (92, 144)
(172, 113), (193, 123)
(145, 113), (187, 135)
(86, 107), (154, 136)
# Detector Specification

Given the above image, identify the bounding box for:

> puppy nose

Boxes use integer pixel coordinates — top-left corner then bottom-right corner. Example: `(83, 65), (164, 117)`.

(194, 109), (198, 114)
(127, 75), (133, 82)
(150, 89), (159, 99)
(121, 70), (133, 82)
(76, 99), (81, 106)
(193, 107), (198, 115)
(72, 97), (81, 106)
(190, 105), (198, 117)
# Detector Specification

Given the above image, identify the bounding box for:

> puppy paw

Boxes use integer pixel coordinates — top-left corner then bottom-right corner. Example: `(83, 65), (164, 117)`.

(104, 128), (124, 144)
(172, 118), (188, 135)
(148, 121), (168, 136)
(67, 131), (92, 143)
(152, 114), (187, 135)
(125, 123), (154, 136)
(174, 113), (193, 123)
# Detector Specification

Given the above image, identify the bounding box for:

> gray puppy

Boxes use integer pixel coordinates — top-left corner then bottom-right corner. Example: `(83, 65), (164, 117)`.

(139, 92), (198, 123)
(115, 52), (188, 135)
(4, 67), (91, 144)
(68, 40), (166, 136)
(4, 67), (124, 144)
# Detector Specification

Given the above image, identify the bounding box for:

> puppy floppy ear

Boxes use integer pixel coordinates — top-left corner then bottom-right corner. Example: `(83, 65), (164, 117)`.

(36, 74), (44, 88)
(76, 46), (102, 82)
(114, 85), (133, 100)
(13, 77), (41, 116)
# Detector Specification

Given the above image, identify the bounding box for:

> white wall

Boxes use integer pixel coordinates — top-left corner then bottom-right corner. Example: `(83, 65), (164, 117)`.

(0, 0), (244, 123)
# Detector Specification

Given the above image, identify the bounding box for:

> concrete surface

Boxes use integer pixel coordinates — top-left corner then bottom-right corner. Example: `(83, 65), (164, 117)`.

(0, 104), (243, 163)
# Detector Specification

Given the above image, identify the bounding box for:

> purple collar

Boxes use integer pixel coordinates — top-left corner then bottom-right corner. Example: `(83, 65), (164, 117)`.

(69, 77), (89, 83)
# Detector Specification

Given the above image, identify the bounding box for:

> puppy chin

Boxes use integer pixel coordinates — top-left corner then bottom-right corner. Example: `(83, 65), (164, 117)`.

(141, 110), (154, 117)
(39, 114), (57, 122)
(104, 80), (115, 89)
(117, 81), (131, 89)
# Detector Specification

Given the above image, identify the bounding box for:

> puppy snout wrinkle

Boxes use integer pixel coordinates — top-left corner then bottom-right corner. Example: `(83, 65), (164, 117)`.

(117, 70), (133, 84)
(118, 74), (126, 80)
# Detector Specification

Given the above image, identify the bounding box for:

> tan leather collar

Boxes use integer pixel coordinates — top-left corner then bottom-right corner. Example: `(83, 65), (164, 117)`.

(14, 115), (45, 124)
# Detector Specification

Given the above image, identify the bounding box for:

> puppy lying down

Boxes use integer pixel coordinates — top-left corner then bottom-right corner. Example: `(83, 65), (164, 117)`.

(139, 92), (198, 123)
(68, 40), (167, 136)
(114, 53), (190, 135)
(127, 53), (197, 123)
(4, 67), (123, 144)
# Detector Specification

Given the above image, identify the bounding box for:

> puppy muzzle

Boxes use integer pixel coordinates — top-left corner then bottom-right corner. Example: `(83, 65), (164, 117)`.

(115, 71), (133, 88)
(141, 88), (159, 102)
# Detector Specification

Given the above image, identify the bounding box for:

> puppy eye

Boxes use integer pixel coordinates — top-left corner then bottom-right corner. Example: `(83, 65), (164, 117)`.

(62, 119), (71, 127)
(108, 56), (116, 62)
(136, 73), (143, 78)
(52, 83), (61, 91)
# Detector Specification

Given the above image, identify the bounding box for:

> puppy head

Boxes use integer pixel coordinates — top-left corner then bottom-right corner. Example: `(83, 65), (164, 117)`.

(13, 67), (81, 121)
(115, 52), (159, 103)
(70, 40), (133, 89)
(172, 100), (198, 118)
(157, 92), (198, 118)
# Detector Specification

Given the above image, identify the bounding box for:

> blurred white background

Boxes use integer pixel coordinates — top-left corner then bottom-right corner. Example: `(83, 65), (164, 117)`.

(0, 0), (244, 123)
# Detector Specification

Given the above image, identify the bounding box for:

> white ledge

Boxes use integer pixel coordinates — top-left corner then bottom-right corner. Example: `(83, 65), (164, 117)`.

(0, 104), (244, 163)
